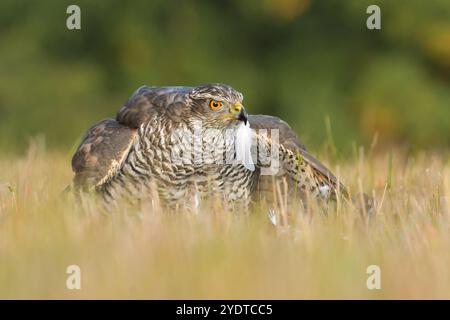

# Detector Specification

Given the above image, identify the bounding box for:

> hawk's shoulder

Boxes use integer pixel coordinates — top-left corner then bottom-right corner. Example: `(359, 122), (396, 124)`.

(248, 114), (306, 152)
(116, 86), (193, 127)
(72, 118), (137, 190)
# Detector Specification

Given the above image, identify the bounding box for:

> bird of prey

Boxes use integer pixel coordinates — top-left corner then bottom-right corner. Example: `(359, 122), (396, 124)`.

(71, 83), (349, 209)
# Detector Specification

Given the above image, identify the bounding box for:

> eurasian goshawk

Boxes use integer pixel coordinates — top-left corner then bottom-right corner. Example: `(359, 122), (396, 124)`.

(71, 83), (348, 209)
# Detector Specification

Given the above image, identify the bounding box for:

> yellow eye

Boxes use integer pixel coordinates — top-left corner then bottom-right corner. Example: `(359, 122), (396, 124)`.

(209, 100), (223, 110)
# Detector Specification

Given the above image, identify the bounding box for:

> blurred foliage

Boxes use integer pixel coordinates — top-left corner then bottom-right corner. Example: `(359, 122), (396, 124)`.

(0, 0), (449, 153)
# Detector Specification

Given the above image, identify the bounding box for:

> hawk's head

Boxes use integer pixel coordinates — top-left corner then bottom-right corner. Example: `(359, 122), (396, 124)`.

(189, 83), (248, 129)
(188, 83), (254, 171)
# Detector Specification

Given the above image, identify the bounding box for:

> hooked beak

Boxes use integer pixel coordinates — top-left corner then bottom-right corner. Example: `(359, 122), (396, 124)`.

(231, 102), (248, 125)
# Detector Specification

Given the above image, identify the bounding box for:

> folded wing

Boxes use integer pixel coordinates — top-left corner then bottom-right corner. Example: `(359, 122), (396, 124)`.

(71, 119), (137, 190)
(249, 114), (348, 200)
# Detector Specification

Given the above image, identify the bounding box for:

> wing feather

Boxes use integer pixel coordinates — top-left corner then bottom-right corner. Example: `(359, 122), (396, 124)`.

(249, 114), (305, 152)
(72, 119), (137, 190)
(297, 148), (348, 197)
(249, 114), (348, 198)
(116, 86), (192, 127)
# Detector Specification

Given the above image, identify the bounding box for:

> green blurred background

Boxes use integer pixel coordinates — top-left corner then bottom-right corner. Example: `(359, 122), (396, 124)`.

(1, 0), (449, 153)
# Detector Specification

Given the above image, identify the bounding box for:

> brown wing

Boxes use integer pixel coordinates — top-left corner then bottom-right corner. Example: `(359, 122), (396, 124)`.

(72, 119), (137, 190)
(297, 148), (348, 197)
(249, 114), (348, 198)
(116, 86), (193, 127)
(249, 114), (306, 152)
(249, 115), (305, 197)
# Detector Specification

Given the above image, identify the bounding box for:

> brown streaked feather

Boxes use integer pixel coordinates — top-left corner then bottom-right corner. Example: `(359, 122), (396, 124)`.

(249, 114), (305, 152)
(116, 86), (192, 127)
(249, 114), (348, 198)
(72, 119), (137, 190)
(297, 148), (348, 197)
(249, 115), (305, 198)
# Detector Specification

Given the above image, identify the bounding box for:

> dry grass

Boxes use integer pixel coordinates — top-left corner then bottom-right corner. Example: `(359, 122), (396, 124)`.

(0, 142), (449, 299)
